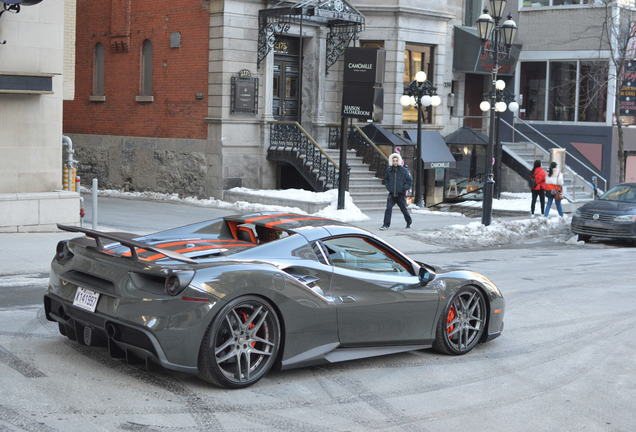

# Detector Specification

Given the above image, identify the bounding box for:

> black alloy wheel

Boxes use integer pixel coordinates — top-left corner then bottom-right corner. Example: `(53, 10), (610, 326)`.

(434, 286), (486, 355)
(198, 295), (281, 388)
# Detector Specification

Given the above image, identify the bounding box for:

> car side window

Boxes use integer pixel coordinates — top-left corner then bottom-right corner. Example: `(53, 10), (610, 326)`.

(321, 236), (412, 275)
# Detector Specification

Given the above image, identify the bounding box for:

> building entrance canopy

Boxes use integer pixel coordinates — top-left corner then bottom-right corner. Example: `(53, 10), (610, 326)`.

(258, 0), (365, 72)
(404, 130), (457, 169)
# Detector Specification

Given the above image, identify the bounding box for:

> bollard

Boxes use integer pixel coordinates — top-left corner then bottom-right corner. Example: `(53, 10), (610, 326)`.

(75, 176), (81, 193)
(92, 178), (98, 230)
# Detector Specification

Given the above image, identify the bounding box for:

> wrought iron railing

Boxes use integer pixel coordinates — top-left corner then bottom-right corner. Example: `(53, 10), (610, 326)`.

(327, 124), (388, 180)
(349, 126), (388, 179)
(268, 121), (339, 191)
(500, 117), (604, 202)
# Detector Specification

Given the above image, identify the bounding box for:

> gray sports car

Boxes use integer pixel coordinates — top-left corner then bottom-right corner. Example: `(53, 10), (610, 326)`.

(44, 213), (504, 388)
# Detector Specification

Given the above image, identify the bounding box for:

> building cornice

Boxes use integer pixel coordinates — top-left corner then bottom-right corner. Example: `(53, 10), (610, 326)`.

(355, 5), (455, 20)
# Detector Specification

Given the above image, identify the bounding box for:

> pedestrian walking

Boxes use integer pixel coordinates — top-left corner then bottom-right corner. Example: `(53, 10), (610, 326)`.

(543, 161), (564, 217)
(380, 153), (413, 230)
(530, 159), (546, 216)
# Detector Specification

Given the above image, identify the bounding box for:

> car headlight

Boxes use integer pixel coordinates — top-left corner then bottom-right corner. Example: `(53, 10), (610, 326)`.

(614, 214), (636, 223)
(574, 208), (583, 216)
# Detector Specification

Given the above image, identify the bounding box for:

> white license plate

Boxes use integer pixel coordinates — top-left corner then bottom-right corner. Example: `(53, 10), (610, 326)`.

(72, 287), (100, 312)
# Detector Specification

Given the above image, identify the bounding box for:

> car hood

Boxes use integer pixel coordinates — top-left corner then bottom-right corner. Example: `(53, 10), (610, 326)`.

(580, 200), (636, 214)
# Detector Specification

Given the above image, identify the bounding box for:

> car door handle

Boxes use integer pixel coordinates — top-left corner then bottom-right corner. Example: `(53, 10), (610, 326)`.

(339, 295), (357, 303)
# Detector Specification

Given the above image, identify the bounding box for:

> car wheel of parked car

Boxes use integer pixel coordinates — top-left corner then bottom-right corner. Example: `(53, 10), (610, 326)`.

(198, 295), (281, 388)
(577, 234), (591, 242)
(434, 286), (486, 355)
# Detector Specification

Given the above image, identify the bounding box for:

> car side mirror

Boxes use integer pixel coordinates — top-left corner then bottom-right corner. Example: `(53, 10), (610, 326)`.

(419, 267), (433, 285)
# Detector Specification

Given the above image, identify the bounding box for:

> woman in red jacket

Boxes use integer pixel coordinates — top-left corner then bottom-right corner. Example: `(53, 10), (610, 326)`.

(530, 159), (547, 215)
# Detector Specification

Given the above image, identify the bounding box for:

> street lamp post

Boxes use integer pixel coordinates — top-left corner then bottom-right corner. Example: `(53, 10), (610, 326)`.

(400, 71), (441, 208)
(493, 88), (519, 198)
(476, 0), (517, 226)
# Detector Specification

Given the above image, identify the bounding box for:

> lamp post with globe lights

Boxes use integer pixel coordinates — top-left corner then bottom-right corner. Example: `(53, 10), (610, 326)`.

(476, 0), (518, 226)
(400, 71), (442, 208)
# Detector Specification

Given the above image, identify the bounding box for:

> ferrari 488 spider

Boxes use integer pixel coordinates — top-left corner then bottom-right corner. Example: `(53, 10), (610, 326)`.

(44, 213), (504, 388)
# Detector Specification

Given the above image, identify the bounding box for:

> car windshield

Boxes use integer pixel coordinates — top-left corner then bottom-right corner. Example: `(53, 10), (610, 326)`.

(599, 185), (636, 203)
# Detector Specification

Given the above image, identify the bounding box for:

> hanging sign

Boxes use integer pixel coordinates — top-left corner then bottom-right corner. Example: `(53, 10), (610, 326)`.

(619, 60), (636, 117)
(343, 47), (386, 85)
(342, 85), (383, 121)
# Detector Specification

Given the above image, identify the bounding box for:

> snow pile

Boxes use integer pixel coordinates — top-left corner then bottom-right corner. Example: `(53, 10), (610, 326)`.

(564, 234), (585, 246)
(81, 187), (369, 222)
(452, 192), (534, 212)
(412, 215), (572, 247)
(409, 205), (465, 218)
(228, 187), (332, 203)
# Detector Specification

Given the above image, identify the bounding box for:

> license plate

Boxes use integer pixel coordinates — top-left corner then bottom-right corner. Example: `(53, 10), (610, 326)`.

(72, 287), (100, 312)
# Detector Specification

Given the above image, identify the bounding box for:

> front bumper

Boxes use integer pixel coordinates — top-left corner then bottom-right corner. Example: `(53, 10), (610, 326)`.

(571, 216), (636, 239)
(44, 293), (199, 374)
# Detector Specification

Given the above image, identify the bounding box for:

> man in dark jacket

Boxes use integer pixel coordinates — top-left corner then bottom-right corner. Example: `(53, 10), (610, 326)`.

(380, 153), (413, 230)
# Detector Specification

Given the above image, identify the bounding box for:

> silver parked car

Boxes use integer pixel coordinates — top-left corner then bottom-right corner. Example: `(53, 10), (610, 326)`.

(571, 183), (636, 243)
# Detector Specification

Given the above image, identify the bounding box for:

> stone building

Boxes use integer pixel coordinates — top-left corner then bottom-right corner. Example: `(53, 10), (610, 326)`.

(0, 0), (79, 232)
(64, 0), (484, 206)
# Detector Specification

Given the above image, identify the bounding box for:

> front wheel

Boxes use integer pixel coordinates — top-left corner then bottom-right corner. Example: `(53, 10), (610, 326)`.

(577, 234), (591, 242)
(433, 286), (486, 355)
(198, 295), (281, 388)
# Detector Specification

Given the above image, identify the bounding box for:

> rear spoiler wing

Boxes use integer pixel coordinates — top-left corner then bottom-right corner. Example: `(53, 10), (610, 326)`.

(57, 224), (197, 264)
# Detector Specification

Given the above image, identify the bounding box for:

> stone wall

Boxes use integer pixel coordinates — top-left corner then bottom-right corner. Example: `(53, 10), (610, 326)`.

(69, 134), (219, 197)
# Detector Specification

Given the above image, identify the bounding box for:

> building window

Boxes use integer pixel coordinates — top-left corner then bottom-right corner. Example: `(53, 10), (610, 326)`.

(579, 61), (608, 122)
(519, 60), (608, 122)
(464, 0), (483, 26)
(520, 62), (546, 121)
(521, 0), (597, 7)
(92, 43), (104, 97)
(403, 43), (434, 123)
(548, 61), (577, 121)
(139, 39), (153, 100)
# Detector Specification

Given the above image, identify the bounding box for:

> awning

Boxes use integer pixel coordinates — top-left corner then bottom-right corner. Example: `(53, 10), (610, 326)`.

(405, 130), (456, 169)
(361, 123), (411, 147)
(444, 127), (488, 146)
(258, 0), (364, 71)
(452, 26), (521, 76)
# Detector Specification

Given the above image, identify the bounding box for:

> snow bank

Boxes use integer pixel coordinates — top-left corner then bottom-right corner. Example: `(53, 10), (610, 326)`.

(412, 215), (572, 247)
(81, 187), (369, 222)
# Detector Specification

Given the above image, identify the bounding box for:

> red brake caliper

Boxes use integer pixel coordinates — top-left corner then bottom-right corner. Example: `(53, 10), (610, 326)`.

(447, 305), (456, 337)
(239, 311), (257, 348)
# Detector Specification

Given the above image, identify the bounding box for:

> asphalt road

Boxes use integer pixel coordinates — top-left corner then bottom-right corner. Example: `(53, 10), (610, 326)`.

(1, 198), (634, 431)
(1, 245), (635, 431)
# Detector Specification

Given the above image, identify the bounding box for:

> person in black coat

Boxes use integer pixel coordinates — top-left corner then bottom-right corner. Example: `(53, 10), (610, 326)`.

(380, 153), (413, 230)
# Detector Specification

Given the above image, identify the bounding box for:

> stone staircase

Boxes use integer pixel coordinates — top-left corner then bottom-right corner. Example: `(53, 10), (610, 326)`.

(503, 141), (595, 202)
(323, 148), (387, 211)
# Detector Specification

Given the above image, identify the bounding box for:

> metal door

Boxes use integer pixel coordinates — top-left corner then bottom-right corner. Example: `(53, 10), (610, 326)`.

(320, 236), (439, 346)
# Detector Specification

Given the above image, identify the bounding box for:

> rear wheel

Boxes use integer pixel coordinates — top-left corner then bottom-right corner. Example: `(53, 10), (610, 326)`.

(433, 286), (486, 355)
(577, 234), (591, 242)
(198, 295), (281, 388)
